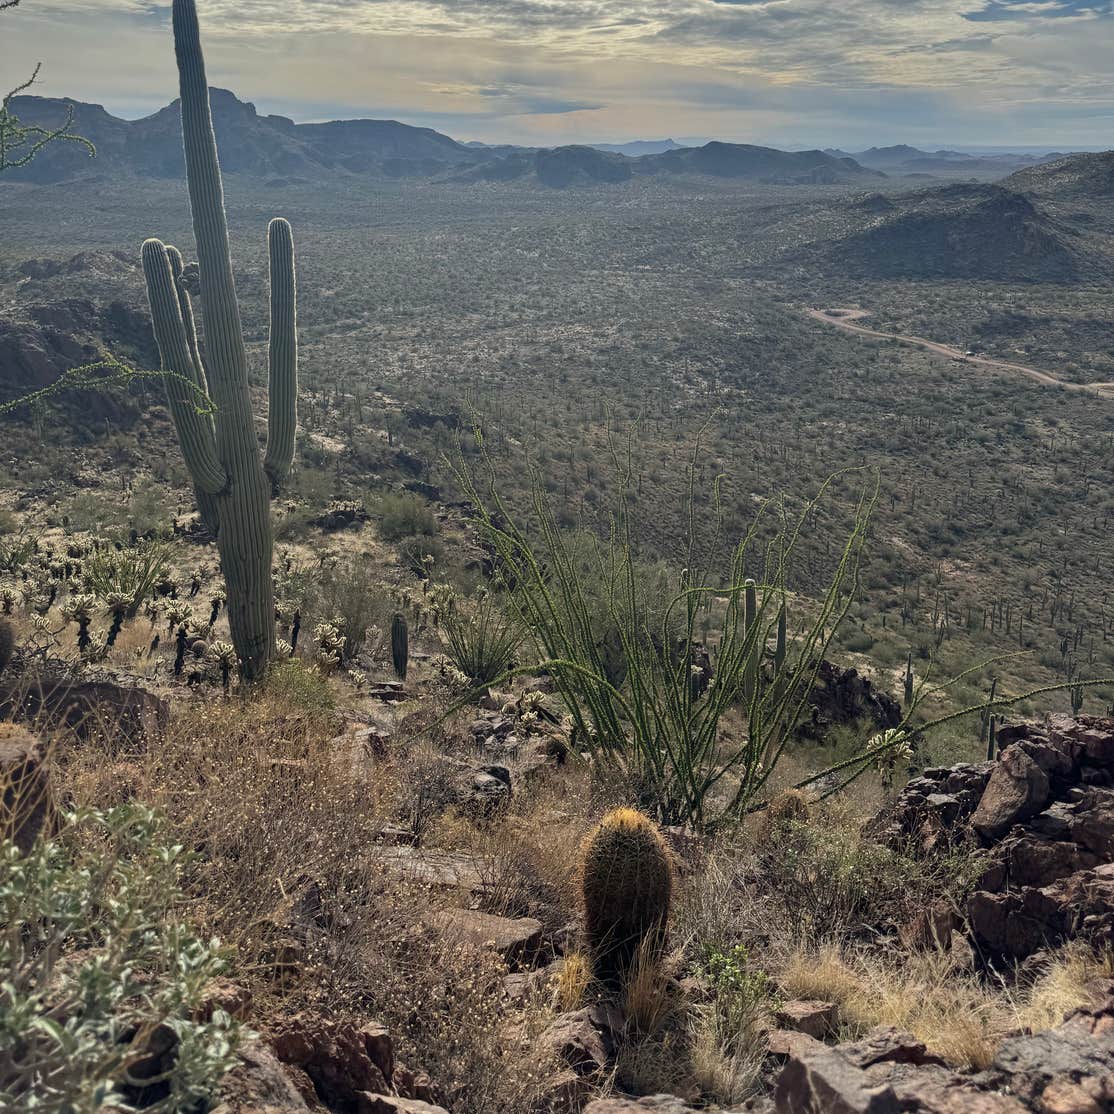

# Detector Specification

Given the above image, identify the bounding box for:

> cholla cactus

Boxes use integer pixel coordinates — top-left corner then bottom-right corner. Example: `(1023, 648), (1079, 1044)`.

(313, 620), (345, 672)
(61, 593), (96, 653)
(166, 602), (193, 632)
(0, 584), (16, 614)
(104, 591), (131, 649)
(140, 0), (298, 681)
(208, 640), (237, 691)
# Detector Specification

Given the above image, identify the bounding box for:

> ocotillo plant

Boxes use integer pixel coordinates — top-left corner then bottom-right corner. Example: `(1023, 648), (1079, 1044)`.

(140, 0), (297, 681)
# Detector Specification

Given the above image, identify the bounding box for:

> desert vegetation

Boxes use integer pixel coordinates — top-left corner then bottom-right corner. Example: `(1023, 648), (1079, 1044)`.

(2, 1), (1114, 1112)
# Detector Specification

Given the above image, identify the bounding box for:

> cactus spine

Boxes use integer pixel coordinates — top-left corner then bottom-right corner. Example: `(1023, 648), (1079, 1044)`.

(391, 613), (409, 681)
(141, 0), (297, 681)
(581, 808), (673, 987)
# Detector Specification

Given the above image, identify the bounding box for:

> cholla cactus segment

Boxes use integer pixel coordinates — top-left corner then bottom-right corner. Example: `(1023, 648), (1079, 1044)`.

(870, 728), (914, 767)
(104, 591), (131, 617)
(61, 594), (96, 624)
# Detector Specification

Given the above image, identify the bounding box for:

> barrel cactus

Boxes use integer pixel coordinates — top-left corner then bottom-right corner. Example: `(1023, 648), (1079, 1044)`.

(140, 0), (297, 681)
(581, 808), (673, 987)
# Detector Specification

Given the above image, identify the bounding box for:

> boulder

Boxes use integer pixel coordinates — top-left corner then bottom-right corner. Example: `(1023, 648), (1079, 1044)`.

(212, 1043), (312, 1114)
(776, 1000), (839, 1040)
(971, 746), (1050, 839)
(0, 667), (168, 746)
(271, 1016), (394, 1109)
(773, 1045), (901, 1113)
(583, 1097), (701, 1113)
(541, 1004), (623, 1077)
(354, 1098), (448, 1114)
(0, 724), (53, 853)
(430, 908), (543, 969)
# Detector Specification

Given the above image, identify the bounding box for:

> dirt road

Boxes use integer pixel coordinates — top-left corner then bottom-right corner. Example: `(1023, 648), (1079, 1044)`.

(807, 307), (1114, 396)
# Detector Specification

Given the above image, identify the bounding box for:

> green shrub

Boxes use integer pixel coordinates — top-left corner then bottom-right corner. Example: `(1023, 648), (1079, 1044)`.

(0, 804), (241, 1113)
(397, 533), (444, 575)
(261, 659), (336, 718)
(378, 493), (437, 542)
(307, 559), (387, 662)
(459, 455), (886, 830)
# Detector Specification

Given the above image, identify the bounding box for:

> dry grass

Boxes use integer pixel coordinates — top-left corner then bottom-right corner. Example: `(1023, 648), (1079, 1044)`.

(780, 945), (1010, 1068)
(555, 952), (591, 1012)
(778, 942), (1114, 1071)
(1016, 946), (1114, 1033)
(55, 667), (566, 1113)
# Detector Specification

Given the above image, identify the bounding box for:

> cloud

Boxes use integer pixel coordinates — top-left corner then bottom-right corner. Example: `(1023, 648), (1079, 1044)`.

(3, 0), (1114, 146)
(964, 0), (1112, 21)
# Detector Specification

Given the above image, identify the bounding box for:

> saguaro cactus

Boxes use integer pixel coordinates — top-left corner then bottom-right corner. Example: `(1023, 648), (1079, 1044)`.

(141, 0), (297, 680)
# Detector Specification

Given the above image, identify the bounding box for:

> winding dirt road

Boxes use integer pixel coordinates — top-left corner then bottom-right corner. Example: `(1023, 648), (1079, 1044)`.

(807, 307), (1114, 396)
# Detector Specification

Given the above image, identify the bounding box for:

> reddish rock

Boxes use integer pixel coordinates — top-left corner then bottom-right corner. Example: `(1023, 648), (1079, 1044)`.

(212, 1043), (313, 1114)
(839, 1028), (945, 1070)
(354, 1098), (448, 1114)
(776, 1000), (839, 1040)
(971, 746), (1050, 839)
(271, 1016), (390, 1108)
(773, 1045), (901, 1113)
(767, 1029), (825, 1061)
(541, 1005), (623, 1077)
(583, 1098), (700, 1113)
(1070, 788), (1114, 857)
(900, 903), (958, 951)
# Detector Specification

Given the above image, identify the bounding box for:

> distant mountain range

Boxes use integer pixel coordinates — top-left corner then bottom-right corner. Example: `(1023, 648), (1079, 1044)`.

(7, 90), (878, 188)
(824, 144), (1070, 180)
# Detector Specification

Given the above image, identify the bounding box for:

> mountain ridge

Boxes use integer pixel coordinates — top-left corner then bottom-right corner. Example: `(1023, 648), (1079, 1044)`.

(6, 89), (876, 188)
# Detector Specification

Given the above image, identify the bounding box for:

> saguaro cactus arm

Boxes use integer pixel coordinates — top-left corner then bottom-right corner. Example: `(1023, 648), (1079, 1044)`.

(264, 217), (298, 493)
(141, 238), (226, 496)
(165, 245), (210, 397)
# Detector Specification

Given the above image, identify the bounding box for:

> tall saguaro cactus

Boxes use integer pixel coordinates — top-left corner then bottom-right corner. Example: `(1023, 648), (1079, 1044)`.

(141, 0), (297, 680)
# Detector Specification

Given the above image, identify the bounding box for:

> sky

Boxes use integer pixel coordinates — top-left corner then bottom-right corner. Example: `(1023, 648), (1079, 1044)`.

(3, 0), (1114, 148)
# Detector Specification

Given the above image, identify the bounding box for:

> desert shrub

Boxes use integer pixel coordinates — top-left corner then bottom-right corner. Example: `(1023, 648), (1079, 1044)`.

(0, 804), (240, 1114)
(689, 942), (770, 1103)
(306, 558), (388, 662)
(434, 586), (522, 687)
(260, 658), (335, 717)
(0, 529), (37, 574)
(378, 492), (437, 542)
(127, 484), (174, 538)
(750, 815), (983, 941)
(397, 533), (444, 575)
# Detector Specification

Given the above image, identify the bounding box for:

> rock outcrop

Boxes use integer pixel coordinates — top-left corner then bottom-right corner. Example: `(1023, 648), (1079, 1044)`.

(876, 714), (1114, 962)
